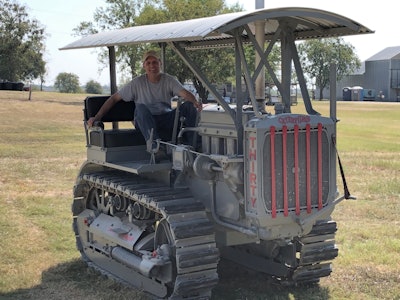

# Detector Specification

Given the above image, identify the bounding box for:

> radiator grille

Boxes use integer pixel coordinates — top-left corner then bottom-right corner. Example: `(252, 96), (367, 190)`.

(262, 124), (330, 217)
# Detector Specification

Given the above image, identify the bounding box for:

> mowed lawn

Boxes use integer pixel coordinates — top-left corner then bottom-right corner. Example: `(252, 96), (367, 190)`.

(0, 90), (399, 300)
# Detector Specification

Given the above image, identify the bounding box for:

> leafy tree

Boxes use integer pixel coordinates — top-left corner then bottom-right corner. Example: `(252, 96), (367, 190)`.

(73, 0), (148, 80)
(136, 0), (243, 101)
(54, 72), (81, 93)
(298, 37), (361, 100)
(0, 0), (46, 82)
(73, 0), (243, 99)
(85, 80), (103, 94)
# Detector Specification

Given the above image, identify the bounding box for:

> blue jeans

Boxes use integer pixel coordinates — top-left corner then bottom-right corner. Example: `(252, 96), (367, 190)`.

(134, 102), (197, 144)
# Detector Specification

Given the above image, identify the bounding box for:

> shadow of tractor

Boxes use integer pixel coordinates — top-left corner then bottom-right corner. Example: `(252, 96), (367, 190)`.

(0, 258), (331, 300)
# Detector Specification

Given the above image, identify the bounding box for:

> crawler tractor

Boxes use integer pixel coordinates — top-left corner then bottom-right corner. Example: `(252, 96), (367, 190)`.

(64, 7), (371, 299)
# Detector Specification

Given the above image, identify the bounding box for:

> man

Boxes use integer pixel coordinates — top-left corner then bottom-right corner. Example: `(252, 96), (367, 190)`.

(87, 50), (202, 160)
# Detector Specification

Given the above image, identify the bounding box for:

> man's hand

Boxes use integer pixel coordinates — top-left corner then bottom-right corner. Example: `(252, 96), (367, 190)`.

(179, 89), (202, 112)
(87, 117), (96, 127)
(86, 93), (122, 128)
(193, 100), (202, 112)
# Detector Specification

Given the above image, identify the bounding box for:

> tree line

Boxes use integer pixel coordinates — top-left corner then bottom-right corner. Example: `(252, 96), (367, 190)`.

(53, 73), (104, 94)
(1, 0), (361, 99)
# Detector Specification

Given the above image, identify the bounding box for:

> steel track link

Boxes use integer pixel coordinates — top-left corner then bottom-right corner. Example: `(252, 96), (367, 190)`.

(217, 219), (339, 287)
(292, 220), (338, 284)
(73, 170), (220, 299)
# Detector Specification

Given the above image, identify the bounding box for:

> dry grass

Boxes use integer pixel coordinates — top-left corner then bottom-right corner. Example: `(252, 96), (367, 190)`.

(0, 91), (399, 299)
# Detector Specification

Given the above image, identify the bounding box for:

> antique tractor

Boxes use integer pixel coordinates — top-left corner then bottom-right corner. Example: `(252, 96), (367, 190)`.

(65, 7), (370, 299)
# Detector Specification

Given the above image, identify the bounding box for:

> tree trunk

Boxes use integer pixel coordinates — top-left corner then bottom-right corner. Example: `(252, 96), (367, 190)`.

(319, 88), (324, 100)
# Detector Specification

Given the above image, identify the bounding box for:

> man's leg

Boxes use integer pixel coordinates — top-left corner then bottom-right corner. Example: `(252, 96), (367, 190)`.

(134, 104), (159, 141)
(179, 101), (197, 127)
(179, 102), (198, 146)
(134, 104), (167, 160)
(154, 111), (175, 141)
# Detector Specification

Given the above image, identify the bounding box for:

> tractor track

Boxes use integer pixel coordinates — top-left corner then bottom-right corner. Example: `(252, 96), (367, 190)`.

(72, 170), (220, 299)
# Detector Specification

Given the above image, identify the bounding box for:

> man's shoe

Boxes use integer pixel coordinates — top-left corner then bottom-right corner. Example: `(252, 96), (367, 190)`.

(154, 148), (169, 163)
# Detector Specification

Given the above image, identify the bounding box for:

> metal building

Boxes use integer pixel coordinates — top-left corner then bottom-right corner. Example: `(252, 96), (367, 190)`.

(333, 46), (400, 101)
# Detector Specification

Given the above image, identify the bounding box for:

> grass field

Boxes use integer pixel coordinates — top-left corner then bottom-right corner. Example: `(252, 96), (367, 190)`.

(0, 90), (399, 300)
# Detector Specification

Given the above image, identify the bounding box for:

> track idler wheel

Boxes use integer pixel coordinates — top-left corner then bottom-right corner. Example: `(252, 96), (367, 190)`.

(154, 219), (177, 297)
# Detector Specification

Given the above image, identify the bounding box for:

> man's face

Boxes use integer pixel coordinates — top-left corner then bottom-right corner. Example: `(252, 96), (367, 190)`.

(143, 56), (161, 75)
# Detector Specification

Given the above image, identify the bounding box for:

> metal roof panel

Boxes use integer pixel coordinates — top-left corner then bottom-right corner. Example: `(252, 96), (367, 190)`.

(60, 7), (373, 50)
(366, 46), (400, 61)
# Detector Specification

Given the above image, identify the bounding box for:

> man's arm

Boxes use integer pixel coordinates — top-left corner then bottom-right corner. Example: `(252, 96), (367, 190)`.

(178, 89), (202, 112)
(87, 93), (123, 127)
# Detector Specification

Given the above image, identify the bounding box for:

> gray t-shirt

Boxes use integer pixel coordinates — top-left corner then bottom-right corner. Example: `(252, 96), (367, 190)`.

(118, 73), (184, 115)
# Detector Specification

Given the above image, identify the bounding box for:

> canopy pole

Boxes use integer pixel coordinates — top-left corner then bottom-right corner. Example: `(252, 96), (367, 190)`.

(108, 46), (117, 94)
(108, 46), (118, 129)
(160, 43), (166, 72)
(255, 20), (265, 112)
(330, 63), (337, 124)
(255, 0), (265, 112)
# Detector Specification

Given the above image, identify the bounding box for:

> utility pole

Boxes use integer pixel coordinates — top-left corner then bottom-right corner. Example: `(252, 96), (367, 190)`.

(255, 0), (264, 9)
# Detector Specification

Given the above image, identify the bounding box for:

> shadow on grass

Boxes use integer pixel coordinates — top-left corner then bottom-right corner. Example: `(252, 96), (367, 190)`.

(0, 259), (150, 300)
(0, 258), (330, 300)
(213, 258), (331, 300)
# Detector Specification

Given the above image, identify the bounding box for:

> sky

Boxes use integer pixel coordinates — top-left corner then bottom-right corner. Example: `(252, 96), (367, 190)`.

(25, 0), (397, 86)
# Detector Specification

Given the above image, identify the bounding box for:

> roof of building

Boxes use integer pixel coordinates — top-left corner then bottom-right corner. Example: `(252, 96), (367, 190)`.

(60, 7), (373, 50)
(366, 46), (400, 61)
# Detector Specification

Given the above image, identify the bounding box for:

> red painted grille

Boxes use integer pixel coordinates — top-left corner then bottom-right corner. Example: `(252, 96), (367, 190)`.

(263, 123), (330, 217)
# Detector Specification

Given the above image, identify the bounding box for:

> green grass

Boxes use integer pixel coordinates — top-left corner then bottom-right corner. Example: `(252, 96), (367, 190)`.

(0, 91), (399, 299)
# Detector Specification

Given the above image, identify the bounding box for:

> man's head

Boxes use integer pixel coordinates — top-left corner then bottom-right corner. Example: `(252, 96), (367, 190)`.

(142, 50), (162, 77)
(142, 50), (160, 63)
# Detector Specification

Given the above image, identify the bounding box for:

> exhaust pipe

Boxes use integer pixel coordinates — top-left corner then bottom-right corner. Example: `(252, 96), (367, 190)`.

(111, 247), (153, 276)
